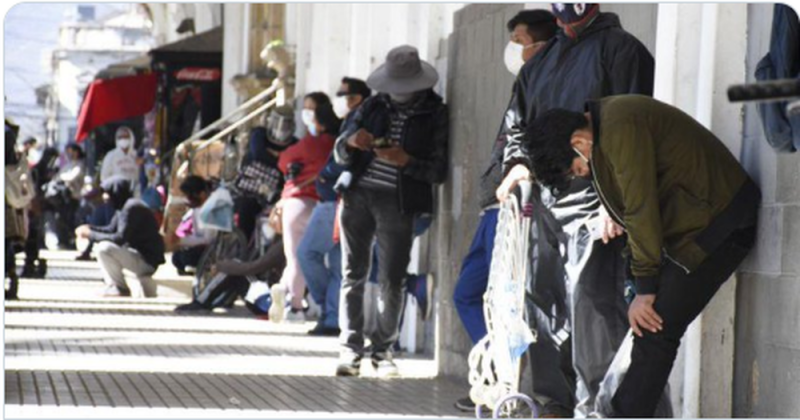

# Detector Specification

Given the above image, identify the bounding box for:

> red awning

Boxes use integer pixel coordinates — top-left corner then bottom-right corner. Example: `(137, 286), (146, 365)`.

(75, 73), (158, 142)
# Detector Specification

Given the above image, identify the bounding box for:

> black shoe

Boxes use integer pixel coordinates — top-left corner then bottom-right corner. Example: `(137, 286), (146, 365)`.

(19, 265), (38, 279)
(75, 253), (94, 262)
(335, 353), (362, 377)
(35, 259), (47, 277)
(307, 324), (340, 337)
(174, 301), (211, 312)
(455, 396), (476, 412)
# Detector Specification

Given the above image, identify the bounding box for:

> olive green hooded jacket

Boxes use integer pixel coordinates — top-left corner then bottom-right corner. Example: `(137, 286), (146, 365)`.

(586, 95), (760, 294)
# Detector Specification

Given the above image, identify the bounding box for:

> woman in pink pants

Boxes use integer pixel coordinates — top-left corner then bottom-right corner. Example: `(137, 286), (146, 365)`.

(270, 92), (340, 322)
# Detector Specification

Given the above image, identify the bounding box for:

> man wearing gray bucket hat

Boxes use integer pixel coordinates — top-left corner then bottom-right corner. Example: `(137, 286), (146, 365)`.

(333, 45), (448, 378)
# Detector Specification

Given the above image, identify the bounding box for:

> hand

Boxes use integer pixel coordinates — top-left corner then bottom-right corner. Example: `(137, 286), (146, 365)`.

(373, 146), (411, 167)
(496, 164), (531, 202)
(75, 224), (91, 239)
(628, 294), (663, 337)
(599, 205), (624, 244)
(347, 129), (374, 151)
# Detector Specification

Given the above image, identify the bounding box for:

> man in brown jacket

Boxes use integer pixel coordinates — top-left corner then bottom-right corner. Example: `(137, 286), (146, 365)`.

(524, 95), (760, 417)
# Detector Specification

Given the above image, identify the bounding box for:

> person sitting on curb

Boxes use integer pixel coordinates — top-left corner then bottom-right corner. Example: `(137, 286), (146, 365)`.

(174, 235), (286, 313)
(171, 176), (215, 276)
(75, 177), (166, 298)
(524, 95), (760, 417)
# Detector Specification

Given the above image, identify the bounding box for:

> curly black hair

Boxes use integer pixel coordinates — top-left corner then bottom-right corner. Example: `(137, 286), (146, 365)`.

(525, 108), (589, 192)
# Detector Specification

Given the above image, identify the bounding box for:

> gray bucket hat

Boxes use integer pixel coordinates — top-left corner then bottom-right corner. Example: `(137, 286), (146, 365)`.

(366, 45), (439, 95)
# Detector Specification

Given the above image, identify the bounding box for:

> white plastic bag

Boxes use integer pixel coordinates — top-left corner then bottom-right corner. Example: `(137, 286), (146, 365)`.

(197, 186), (234, 232)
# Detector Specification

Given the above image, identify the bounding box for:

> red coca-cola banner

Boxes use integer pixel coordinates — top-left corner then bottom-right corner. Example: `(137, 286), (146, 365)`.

(174, 67), (221, 82)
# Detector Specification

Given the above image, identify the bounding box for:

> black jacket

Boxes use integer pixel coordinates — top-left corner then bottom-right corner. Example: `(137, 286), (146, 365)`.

(89, 199), (166, 269)
(502, 12), (655, 173)
(334, 91), (449, 214)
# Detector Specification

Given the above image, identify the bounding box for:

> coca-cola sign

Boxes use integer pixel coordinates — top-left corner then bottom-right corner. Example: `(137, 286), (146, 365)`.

(175, 67), (221, 81)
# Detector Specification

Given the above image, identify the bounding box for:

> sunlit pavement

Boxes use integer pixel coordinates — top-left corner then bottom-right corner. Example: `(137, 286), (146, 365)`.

(4, 251), (470, 419)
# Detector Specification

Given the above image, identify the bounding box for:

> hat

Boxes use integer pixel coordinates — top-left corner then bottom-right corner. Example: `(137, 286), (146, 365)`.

(366, 46), (439, 95)
(551, 3), (599, 24)
(336, 77), (371, 98)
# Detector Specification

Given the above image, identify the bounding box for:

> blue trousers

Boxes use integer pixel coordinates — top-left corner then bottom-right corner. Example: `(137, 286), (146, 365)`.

(297, 201), (341, 329)
(453, 208), (498, 344)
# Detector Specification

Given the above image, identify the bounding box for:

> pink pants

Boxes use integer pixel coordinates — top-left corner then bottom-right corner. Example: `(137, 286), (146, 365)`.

(279, 197), (316, 308)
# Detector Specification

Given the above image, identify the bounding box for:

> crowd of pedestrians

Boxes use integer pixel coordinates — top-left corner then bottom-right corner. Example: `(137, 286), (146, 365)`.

(5, 4), (763, 418)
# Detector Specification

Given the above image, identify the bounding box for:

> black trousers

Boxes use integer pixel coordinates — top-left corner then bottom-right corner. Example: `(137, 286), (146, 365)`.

(611, 226), (756, 417)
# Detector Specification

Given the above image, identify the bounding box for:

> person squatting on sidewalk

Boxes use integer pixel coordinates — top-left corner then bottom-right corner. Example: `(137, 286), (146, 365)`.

(525, 95), (760, 417)
(495, 3), (658, 416)
(296, 77), (372, 337)
(333, 45), (448, 378)
(75, 178), (165, 298)
(451, 9), (558, 412)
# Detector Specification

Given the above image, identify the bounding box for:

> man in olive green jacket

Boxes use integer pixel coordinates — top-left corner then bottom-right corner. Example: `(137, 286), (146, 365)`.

(524, 95), (760, 417)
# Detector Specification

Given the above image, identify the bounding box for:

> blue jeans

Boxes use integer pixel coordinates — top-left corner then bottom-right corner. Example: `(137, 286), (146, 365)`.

(453, 208), (498, 344)
(297, 201), (341, 329)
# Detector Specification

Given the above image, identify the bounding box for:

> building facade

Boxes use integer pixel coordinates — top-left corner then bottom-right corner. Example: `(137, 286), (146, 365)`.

(44, 5), (154, 148)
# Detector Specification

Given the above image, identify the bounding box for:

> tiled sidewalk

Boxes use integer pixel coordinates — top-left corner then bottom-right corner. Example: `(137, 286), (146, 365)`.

(4, 251), (470, 419)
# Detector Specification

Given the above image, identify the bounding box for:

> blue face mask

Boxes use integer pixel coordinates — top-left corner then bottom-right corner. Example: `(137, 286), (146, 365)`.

(308, 124), (318, 136)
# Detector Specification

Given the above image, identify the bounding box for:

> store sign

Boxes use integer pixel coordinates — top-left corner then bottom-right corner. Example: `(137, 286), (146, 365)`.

(175, 67), (221, 81)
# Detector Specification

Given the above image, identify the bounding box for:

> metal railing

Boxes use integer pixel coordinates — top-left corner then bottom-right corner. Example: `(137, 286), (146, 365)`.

(181, 83), (279, 147)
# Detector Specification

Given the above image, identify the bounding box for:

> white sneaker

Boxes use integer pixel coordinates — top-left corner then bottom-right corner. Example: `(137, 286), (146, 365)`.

(305, 298), (322, 320)
(284, 307), (307, 323)
(269, 284), (286, 323)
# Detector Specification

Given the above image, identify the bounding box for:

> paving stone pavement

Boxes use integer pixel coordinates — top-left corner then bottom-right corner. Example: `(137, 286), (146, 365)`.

(4, 251), (471, 419)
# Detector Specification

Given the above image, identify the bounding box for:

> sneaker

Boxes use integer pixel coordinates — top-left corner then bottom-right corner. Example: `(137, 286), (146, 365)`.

(454, 396), (476, 412)
(101, 286), (131, 298)
(335, 352), (362, 377)
(285, 307), (307, 323)
(19, 264), (38, 279)
(307, 324), (340, 337)
(174, 301), (211, 313)
(371, 353), (399, 378)
(305, 298), (322, 320)
(269, 284), (286, 323)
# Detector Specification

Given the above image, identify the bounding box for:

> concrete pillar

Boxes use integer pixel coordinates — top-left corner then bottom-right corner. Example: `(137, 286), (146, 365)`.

(221, 4), (246, 116)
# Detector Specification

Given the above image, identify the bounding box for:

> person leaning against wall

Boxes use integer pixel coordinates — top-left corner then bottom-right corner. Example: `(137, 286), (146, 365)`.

(524, 95), (760, 417)
(333, 45), (448, 379)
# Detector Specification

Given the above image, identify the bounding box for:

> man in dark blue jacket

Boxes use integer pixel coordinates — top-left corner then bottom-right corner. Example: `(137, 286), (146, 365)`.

(333, 46), (448, 378)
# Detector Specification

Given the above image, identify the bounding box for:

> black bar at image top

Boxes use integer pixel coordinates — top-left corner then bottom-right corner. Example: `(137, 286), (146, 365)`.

(728, 78), (800, 103)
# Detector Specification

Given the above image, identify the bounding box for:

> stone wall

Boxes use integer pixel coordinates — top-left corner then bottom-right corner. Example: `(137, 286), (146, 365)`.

(733, 4), (800, 417)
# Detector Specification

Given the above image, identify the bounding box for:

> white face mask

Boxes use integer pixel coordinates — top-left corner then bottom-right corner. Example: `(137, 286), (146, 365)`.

(116, 139), (131, 150)
(301, 109), (318, 136)
(504, 41), (526, 76)
(333, 97), (350, 119)
(301, 109), (315, 127)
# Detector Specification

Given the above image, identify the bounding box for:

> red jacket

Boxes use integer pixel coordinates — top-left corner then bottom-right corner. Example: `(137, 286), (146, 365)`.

(278, 133), (335, 200)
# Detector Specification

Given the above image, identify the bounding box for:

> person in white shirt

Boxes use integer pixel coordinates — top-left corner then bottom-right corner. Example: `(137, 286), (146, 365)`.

(101, 126), (139, 185)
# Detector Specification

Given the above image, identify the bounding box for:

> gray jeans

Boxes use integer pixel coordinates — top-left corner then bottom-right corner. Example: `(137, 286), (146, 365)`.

(338, 187), (414, 356)
(95, 241), (158, 297)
